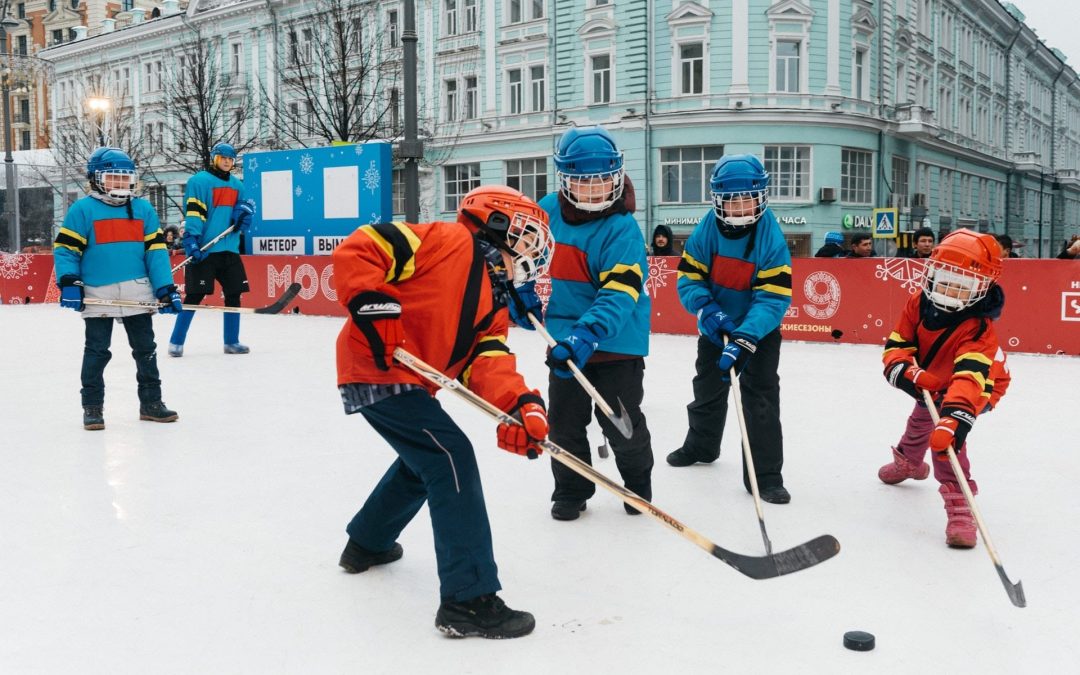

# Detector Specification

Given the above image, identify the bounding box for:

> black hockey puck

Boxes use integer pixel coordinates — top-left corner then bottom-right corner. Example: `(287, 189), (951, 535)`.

(843, 631), (875, 651)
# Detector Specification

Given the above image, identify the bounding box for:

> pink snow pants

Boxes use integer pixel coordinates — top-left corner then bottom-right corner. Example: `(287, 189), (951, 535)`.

(895, 403), (973, 486)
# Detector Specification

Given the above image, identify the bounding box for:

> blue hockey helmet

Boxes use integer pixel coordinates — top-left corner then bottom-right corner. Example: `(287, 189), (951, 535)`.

(86, 147), (137, 201)
(553, 126), (625, 212)
(211, 142), (237, 160)
(709, 154), (770, 231)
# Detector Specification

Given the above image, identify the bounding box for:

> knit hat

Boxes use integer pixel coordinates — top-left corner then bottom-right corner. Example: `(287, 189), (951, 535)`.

(825, 231), (844, 246)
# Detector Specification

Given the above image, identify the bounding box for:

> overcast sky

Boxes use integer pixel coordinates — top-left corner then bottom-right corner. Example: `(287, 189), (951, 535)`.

(1012, 0), (1080, 65)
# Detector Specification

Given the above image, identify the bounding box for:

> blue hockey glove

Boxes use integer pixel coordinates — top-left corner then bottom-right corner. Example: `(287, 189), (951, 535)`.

(507, 281), (543, 330)
(546, 324), (601, 379)
(717, 335), (757, 383)
(697, 301), (736, 347)
(182, 234), (208, 263)
(231, 199), (256, 234)
(155, 285), (183, 314)
(59, 275), (84, 311)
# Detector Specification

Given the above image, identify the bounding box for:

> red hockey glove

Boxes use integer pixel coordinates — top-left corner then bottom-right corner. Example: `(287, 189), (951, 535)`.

(884, 362), (945, 401)
(929, 408), (976, 454)
(497, 392), (547, 459)
(347, 290), (403, 371)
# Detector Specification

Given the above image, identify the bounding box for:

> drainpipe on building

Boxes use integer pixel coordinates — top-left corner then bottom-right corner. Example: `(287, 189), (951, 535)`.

(1048, 63), (1067, 253)
(644, 0), (653, 239)
(1003, 24), (1023, 244)
(550, 0), (559, 153)
(267, 0), (280, 145)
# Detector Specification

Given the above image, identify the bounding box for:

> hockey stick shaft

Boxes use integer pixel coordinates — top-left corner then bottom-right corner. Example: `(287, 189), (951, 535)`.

(726, 335), (773, 556)
(81, 282), (302, 315)
(393, 347), (840, 579)
(921, 389), (1026, 607)
(170, 225), (238, 274)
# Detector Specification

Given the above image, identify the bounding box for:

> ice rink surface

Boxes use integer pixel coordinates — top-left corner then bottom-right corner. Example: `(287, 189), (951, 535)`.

(1, 305), (1076, 674)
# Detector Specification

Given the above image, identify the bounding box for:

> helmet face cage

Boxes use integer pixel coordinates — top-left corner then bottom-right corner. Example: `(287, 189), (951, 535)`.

(505, 211), (553, 283)
(557, 167), (625, 212)
(922, 261), (993, 311)
(712, 189), (768, 229)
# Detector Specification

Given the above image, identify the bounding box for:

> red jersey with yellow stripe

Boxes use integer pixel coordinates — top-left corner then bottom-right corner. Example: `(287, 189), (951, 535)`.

(883, 292), (1010, 414)
(333, 220), (532, 413)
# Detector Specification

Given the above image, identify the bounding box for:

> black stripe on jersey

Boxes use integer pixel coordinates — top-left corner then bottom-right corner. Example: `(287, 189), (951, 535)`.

(144, 230), (166, 251)
(677, 257), (706, 277)
(448, 238), (487, 370)
(54, 231), (87, 252)
(953, 357), (991, 379)
(602, 268), (643, 292)
(186, 199), (208, 219)
(371, 221), (416, 282)
(884, 337), (916, 352)
(753, 270), (792, 290)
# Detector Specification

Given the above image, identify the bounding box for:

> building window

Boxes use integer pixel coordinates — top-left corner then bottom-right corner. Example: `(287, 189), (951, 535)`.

(288, 102), (301, 137)
(854, 48), (867, 100)
(144, 61), (162, 93)
(530, 65), (545, 112)
(508, 0), (544, 23)
(16, 35), (27, 56)
(290, 29), (313, 65)
(388, 88), (400, 132)
(387, 9), (399, 47)
(444, 163), (481, 211)
(841, 148), (874, 205)
(52, 29), (64, 46)
(231, 43), (243, 75)
(660, 146), (724, 203)
(392, 169), (405, 214)
(763, 145), (811, 201)
(444, 79), (458, 121)
(464, 0), (477, 32)
(891, 156), (909, 209)
(445, 0), (458, 36)
(679, 43), (704, 95)
(16, 3), (24, 19)
(465, 76), (478, 119)
(20, 130), (31, 150)
(147, 185), (169, 219)
(508, 69), (523, 115)
(590, 53), (611, 104)
(506, 158), (547, 202)
(775, 40), (800, 93)
(121, 0), (133, 10)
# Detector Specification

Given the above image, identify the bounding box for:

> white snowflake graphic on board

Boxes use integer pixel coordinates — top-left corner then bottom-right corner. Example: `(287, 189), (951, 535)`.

(299, 153), (315, 174)
(875, 257), (928, 294)
(363, 161), (381, 194)
(368, 212), (380, 224)
(354, 143), (364, 156)
(247, 157), (259, 172)
(645, 256), (676, 299)
(0, 252), (31, 280)
(294, 185), (303, 197)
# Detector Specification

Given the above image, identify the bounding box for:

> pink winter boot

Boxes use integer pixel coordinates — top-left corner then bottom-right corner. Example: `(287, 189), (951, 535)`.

(878, 448), (930, 485)
(939, 482), (978, 549)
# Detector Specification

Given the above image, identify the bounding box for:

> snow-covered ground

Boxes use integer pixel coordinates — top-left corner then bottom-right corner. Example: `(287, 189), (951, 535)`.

(1, 305), (1075, 673)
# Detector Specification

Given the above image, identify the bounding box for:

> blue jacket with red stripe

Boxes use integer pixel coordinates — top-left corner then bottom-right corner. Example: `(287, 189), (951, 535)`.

(183, 169), (246, 254)
(53, 195), (171, 289)
(538, 193), (650, 357)
(676, 209), (793, 342)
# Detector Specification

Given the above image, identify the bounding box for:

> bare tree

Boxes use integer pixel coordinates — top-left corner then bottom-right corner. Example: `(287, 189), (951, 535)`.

(263, 0), (399, 147)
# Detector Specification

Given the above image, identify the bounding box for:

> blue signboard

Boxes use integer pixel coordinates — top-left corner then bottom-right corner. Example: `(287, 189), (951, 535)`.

(242, 141), (393, 255)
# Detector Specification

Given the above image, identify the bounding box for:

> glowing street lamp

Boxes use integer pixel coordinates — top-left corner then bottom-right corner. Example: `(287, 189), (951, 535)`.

(86, 96), (111, 146)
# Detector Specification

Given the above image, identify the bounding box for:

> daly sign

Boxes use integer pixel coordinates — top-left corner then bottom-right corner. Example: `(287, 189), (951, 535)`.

(242, 141), (393, 255)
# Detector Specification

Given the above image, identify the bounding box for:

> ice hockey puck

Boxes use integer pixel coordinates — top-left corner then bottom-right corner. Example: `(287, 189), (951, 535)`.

(843, 631), (875, 651)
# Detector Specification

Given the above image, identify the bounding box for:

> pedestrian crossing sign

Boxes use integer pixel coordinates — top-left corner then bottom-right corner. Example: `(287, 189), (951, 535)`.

(871, 208), (898, 238)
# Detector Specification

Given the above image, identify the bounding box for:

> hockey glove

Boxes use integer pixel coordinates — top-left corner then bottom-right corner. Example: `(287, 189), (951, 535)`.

(59, 275), (84, 312)
(231, 199), (256, 234)
(347, 290), (403, 371)
(697, 301), (736, 347)
(884, 362), (946, 401)
(546, 324), (601, 379)
(929, 407), (976, 454)
(155, 285), (184, 314)
(717, 335), (756, 383)
(496, 392), (547, 459)
(182, 234), (208, 263)
(506, 281), (543, 330)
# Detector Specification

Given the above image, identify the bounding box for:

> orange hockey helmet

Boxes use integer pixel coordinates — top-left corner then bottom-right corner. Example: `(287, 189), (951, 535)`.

(458, 185), (552, 283)
(922, 228), (1004, 311)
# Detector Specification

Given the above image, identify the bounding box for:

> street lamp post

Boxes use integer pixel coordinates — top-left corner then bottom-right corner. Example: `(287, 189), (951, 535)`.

(1, 3), (20, 252)
(86, 97), (111, 147)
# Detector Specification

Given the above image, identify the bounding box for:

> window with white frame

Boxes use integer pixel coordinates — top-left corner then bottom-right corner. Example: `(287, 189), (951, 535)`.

(289, 29), (313, 65)
(854, 48), (867, 99)
(530, 65), (545, 112)
(508, 0), (544, 23)
(679, 42), (704, 95)
(289, 102), (300, 137)
(508, 69), (523, 114)
(389, 87), (401, 131)
(146, 185), (169, 220)
(392, 169), (405, 214)
(465, 77), (478, 119)
(445, 0), (458, 36)
(506, 158), (547, 202)
(775, 40), (800, 93)
(387, 9), (399, 47)
(464, 0), (477, 32)
(231, 43), (243, 75)
(841, 148), (873, 204)
(764, 145), (811, 201)
(891, 156), (909, 209)
(660, 146), (724, 203)
(918, 0), (931, 35)
(445, 79), (458, 121)
(143, 61), (163, 93)
(590, 53), (611, 104)
(444, 163), (481, 211)
(233, 108), (244, 144)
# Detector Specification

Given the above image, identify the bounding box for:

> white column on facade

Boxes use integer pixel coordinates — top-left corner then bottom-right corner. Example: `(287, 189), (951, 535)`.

(826, 0), (841, 95)
(485, 0), (496, 113)
(730, 0), (749, 94)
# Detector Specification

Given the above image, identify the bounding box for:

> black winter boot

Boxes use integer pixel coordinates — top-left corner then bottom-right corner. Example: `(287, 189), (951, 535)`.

(139, 401), (178, 423)
(83, 406), (105, 431)
(338, 539), (403, 573)
(666, 447), (717, 467)
(435, 594), (535, 639)
(759, 485), (791, 504)
(551, 500), (586, 521)
(624, 482), (652, 516)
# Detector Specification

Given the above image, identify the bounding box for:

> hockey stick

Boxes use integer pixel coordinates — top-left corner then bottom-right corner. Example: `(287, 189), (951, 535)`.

(725, 336), (773, 556)
(82, 282), (302, 315)
(527, 314), (633, 439)
(921, 389), (1027, 608)
(393, 347), (841, 580)
(170, 225), (238, 274)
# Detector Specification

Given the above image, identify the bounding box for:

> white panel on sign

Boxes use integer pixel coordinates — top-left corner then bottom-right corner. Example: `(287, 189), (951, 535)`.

(262, 171), (294, 220)
(324, 166), (359, 219)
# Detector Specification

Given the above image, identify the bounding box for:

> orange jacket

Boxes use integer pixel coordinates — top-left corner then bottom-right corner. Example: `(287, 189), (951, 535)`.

(333, 220), (532, 413)
(883, 292), (1010, 415)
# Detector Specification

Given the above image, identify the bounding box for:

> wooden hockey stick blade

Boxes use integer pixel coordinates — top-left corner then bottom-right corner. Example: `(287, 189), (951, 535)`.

(253, 282), (302, 314)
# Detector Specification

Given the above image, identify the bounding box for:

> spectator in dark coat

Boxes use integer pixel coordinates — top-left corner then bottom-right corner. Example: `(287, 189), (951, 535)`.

(650, 224), (675, 256)
(849, 232), (875, 257)
(814, 231), (847, 258)
(995, 234), (1020, 258)
(904, 227), (935, 258)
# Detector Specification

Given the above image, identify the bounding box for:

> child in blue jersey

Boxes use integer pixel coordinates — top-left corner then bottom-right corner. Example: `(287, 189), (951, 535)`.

(668, 154), (794, 504)
(537, 126), (654, 521)
(167, 142), (256, 357)
(53, 147), (183, 430)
